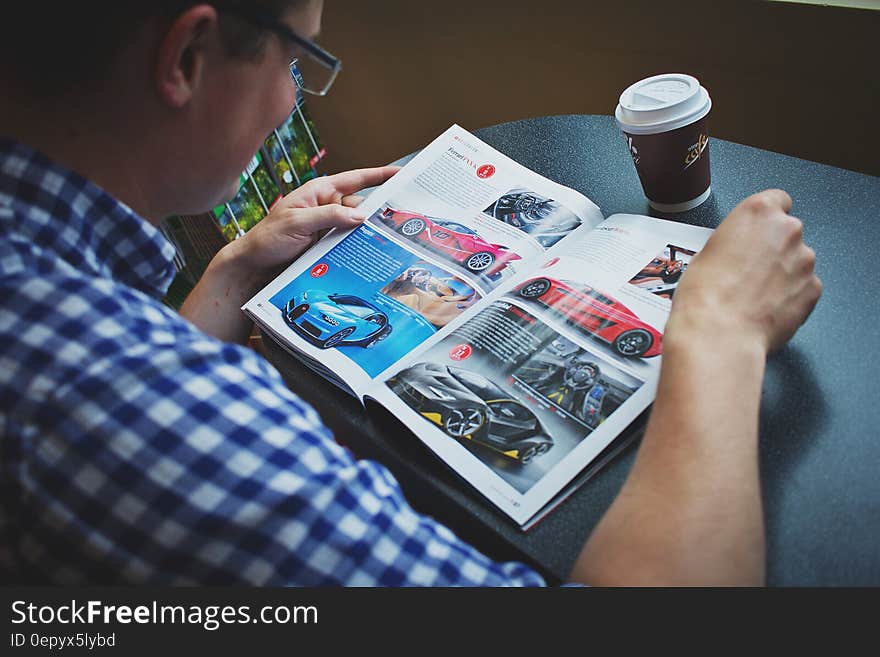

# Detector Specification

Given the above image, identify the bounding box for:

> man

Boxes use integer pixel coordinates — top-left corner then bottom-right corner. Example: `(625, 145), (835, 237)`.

(0, 1), (820, 585)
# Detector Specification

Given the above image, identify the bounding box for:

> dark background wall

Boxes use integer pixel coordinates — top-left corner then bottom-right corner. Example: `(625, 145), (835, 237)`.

(307, 0), (878, 177)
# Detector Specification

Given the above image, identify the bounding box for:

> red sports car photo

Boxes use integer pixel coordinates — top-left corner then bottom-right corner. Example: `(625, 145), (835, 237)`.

(380, 207), (521, 276)
(515, 277), (663, 358)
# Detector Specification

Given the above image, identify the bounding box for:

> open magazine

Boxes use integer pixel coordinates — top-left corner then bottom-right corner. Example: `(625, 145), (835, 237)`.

(243, 124), (714, 528)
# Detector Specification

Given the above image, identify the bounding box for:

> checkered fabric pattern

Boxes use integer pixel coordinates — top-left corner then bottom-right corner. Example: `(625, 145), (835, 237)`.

(0, 139), (546, 585)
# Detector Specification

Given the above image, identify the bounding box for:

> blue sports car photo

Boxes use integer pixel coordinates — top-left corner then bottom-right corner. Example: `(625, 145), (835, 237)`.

(283, 290), (392, 349)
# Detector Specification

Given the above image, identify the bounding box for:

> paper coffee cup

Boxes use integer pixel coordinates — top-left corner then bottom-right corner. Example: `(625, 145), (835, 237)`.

(615, 73), (712, 212)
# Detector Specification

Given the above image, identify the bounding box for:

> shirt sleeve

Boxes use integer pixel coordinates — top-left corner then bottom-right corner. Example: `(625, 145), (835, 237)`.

(16, 326), (547, 586)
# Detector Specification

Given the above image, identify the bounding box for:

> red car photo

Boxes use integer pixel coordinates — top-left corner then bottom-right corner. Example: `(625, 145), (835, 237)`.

(380, 207), (521, 276)
(515, 277), (663, 358)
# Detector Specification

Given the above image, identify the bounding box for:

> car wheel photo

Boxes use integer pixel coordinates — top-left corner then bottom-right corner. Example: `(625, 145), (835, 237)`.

(517, 278), (551, 298)
(465, 251), (495, 272)
(443, 407), (485, 438)
(322, 326), (355, 348)
(612, 328), (653, 357)
(399, 218), (426, 236)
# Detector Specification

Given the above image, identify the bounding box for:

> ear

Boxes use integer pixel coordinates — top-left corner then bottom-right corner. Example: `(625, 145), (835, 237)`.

(154, 4), (220, 108)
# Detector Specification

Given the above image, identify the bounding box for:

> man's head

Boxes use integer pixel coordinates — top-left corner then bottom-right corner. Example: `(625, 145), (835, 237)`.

(3, 3), (313, 93)
(1, 1), (326, 220)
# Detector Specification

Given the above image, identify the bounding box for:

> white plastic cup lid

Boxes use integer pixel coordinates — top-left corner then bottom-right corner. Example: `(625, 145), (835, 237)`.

(615, 73), (711, 135)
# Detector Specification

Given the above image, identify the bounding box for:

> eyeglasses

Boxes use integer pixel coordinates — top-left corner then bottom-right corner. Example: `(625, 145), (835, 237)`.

(218, 5), (342, 96)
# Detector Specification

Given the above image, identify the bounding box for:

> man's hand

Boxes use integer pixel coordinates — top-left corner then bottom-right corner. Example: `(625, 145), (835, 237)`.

(572, 189), (821, 586)
(179, 165), (399, 344)
(669, 189), (822, 354)
(225, 165), (401, 280)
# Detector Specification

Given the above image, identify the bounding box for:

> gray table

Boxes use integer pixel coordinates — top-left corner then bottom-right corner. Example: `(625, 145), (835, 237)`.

(263, 115), (880, 586)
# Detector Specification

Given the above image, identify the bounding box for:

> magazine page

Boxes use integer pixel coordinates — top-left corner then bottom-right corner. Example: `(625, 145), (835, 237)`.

(373, 213), (714, 525)
(242, 124), (604, 397)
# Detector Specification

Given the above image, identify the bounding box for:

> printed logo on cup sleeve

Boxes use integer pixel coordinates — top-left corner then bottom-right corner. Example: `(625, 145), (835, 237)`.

(684, 134), (709, 170)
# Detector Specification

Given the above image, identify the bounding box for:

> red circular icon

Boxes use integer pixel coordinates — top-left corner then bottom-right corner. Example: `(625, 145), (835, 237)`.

(310, 263), (329, 278)
(476, 164), (496, 179)
(449, 344), (472, 361)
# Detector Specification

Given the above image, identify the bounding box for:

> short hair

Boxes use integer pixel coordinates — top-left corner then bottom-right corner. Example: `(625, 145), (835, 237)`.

(1, 1), (301, 96)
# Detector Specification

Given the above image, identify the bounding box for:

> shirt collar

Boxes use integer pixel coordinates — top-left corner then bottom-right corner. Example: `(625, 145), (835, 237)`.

(0, 138), (179, 298)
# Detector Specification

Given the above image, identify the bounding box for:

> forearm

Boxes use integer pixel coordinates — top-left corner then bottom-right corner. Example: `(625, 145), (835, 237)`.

(571, 322), (767, 586)
(178, 243), (266, 344)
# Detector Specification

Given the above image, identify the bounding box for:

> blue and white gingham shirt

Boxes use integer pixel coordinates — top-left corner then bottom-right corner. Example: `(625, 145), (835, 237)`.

(0, 139), (546, 585)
